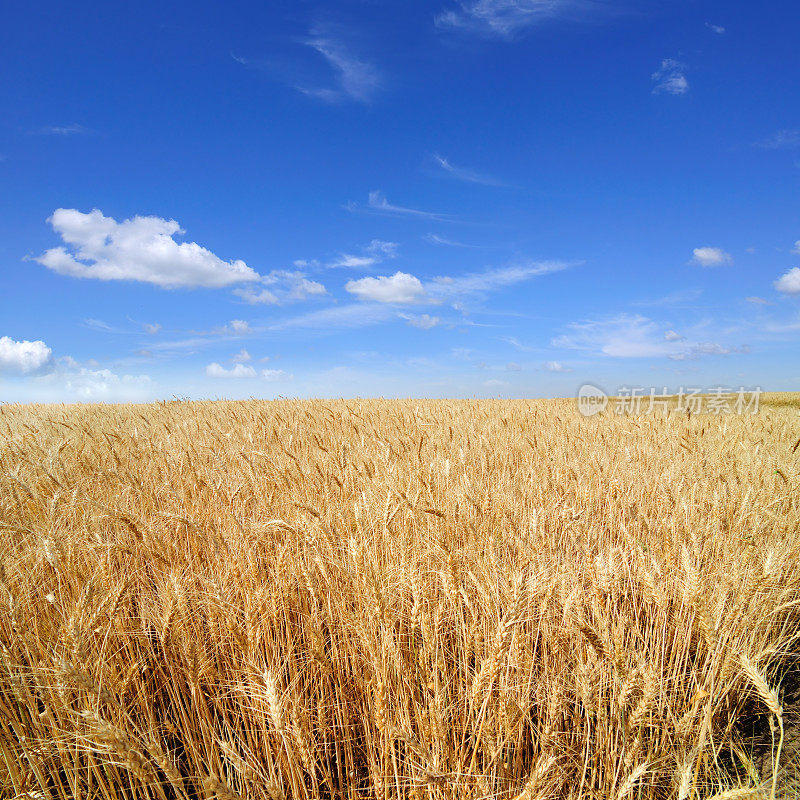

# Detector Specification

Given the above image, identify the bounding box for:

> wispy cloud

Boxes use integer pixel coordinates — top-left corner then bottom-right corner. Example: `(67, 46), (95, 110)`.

(402, 314), (442, 329)
(344, 259), (572, 306)
(633, 288), (703, 307)
(705, 22), (725, 34)
(428, 259), (571, 298)
(33, 124), (90, 136)
(424, 233), (478, 247)
(327, 239), (398, 269)
(432, 153), (506, 186)
(501, 335), (534, 352)
(651, 59), (689, 95)
(435, 0), (600, 38)
(553, 313), (746, 359)
(298, 26), (381, 103)
(754, 129), (800, 150)
(275, 303), (396, 330)
(348, 191), (455, 222)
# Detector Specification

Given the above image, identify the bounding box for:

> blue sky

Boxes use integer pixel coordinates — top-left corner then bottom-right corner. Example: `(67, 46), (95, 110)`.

(1, 0), (799, 402)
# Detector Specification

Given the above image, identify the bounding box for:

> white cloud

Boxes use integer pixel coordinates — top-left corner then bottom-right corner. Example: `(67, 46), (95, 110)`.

(502, 335), (533, 351)
(775, 267), (800, 295)
(299, 28), (381, 103)
(705, 22), (725, 34)
(262, 368), (292, 381)
(233, 287), (280, 305)
(349, 191), (453, 221)
(404, 314), (442, 329)
(544, 360), (570, 372)
(428, 259), (570, 298)
(483, 378), (508, 387)
(34, 124), (89, 136)
(436, 0), (590, 37)
(0, 336), (53, 375)
(634, 288), (703, 307)
(206, 362), (258, 379)
(232, 348), (252, 364)
(367, 240), (399, 259)
(554, 314), (746, 360)
(652, 59), (689, 95)
(745, 296), (772, 305)
(276, 303), (396, 330)
(35, 208), (259, 289)
(755, 130), (800, 150)
(327, 239), (398, 269)
(793, 241), (800, 255)
(424, 233), (475, 247)
(143, 322), (161, 335)
(234, 270), (326, 305)
(691, 247), (732, 267)
(61, 368), (151, 399)
(346, 272), (426, 304)
(669, 343), (748, 361)
(664, 330), (685, 341)
(432, 153), (505, 186)
(228, 319), (251, 334)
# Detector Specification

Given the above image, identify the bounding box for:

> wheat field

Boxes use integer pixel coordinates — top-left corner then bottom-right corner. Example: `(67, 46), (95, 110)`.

(1, 397), (799, 800)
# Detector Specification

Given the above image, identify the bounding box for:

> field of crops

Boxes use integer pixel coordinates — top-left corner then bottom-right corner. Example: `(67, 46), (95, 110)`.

(1, 397), (799, 799)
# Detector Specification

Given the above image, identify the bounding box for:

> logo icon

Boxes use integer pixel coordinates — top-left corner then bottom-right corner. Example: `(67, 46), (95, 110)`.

(577, 384), (608, 417)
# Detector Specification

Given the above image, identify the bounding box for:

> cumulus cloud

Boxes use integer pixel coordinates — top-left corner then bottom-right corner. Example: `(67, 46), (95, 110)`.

(345, 260), (570, 308)
(346, 272), (426, 304)
(206, 361), (293, 380)
(262, 368), (292, 381)
(206, 363), (258, 379)
(0, 336), (53, 375)
(775, 267), (800, 295)
(35, 208), (259, 289)
(404, 314), (442, 329)
(233, 270), (326, 305)
(544, 361), (570, 372)
(228, 320), (251, 334)
(232, 348), (252, 364)
(691, 247), (732, 267)
(60, 369), (152, 399)
(652, 59), (689, 95)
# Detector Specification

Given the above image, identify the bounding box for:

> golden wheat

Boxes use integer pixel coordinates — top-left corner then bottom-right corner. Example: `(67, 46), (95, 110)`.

(0, 396), (798, 799)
